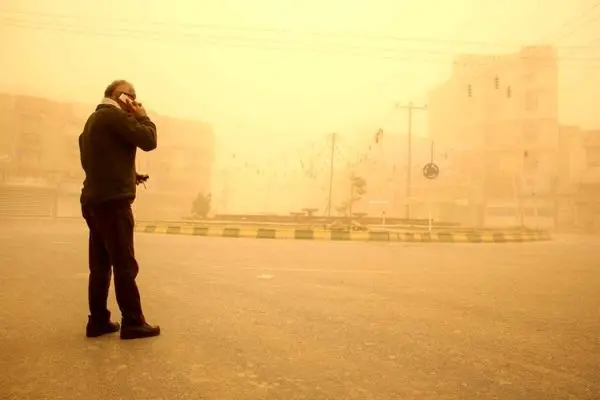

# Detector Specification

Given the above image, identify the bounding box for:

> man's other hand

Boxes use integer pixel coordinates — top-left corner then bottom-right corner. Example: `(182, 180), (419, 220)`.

(135, 174), (149, 185)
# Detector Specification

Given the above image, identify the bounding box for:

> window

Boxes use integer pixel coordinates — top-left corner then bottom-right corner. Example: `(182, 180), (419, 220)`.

(523, 122), (539, 144)
(586, 147), (600, 168)
(524, 151), (540, 173)
(525, 92), (538, 111)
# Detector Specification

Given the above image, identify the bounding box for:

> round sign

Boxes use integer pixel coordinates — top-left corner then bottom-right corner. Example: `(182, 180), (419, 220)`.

(423, 163), (439, 180)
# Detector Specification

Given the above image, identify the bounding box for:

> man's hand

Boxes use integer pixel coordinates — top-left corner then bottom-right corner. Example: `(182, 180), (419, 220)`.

(130, 102), (147, 118)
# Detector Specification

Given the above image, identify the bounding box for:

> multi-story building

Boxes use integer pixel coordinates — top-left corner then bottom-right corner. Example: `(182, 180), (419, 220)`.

(0, 94), (77, 181)
(556, 126), (600, 232)
(0, 93), (215, 219)
(427, 45), (560, 227)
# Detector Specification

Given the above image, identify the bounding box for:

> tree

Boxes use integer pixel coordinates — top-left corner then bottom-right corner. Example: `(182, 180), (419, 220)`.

(348, 175), (367, 216)
(191, 192), (212, 218)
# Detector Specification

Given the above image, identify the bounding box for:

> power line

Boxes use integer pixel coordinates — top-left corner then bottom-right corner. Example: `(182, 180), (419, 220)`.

(458, 1), (600, 99)
(0, 17), (449, 63)
(543, 1), (600, 42)
(2, 16), (600, 67)
(1, 7), (599, 49)
(559, 9), (600, 43)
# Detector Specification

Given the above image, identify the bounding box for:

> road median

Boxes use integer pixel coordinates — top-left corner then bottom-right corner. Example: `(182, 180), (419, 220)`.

(134, 222), (551, 243)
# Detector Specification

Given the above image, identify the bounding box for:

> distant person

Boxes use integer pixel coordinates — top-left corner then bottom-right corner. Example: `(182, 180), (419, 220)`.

(78, 80), (160, 340)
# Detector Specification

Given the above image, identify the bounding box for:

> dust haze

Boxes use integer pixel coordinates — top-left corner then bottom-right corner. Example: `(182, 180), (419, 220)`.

(1, 0), (599, 222)
(1, 1), (600, 399)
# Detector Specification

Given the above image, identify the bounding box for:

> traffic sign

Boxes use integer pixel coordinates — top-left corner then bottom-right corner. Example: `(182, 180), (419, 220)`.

(423, 163), (439, 179)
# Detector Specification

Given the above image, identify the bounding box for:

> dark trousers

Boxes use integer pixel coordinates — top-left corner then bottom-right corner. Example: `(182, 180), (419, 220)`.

(82, 199), (144, 325)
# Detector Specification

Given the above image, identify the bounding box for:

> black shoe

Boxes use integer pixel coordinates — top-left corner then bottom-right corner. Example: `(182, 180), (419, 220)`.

(86, 319), (121, 338)
(120, 322), (161, 340)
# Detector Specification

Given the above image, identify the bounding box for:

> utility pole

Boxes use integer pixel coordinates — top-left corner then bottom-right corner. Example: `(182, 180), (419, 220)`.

(430, 140), (434, 163)
(325, 132), (336, 217)
(396, 102), (427, 219)
(348, 171), (355, 217)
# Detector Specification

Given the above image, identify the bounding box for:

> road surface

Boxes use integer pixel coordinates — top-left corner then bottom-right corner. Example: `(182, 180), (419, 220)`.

(0, 219), (598, 399)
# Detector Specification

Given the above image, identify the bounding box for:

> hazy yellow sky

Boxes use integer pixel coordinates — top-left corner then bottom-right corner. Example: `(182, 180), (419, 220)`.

(1, 0), (598, 157)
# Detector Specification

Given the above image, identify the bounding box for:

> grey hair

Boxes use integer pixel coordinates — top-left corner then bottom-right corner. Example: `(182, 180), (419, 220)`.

(103, 80), (130, 98)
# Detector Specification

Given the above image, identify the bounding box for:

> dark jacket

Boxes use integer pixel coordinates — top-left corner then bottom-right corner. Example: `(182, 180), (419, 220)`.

(79, 104), (157, 205)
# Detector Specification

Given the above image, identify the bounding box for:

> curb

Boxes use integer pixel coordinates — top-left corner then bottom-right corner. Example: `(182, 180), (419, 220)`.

(134, 223), (552, 243)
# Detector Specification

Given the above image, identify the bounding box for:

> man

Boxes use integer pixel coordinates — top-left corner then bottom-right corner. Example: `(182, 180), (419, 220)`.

(79, 80), (160, 340)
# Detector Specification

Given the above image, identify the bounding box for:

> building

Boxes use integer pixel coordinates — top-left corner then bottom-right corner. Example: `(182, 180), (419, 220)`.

(0, 94), (80, 182)
(556, 126), (600, 232)
(135, 113), (215, 220)
(0, 93), (215, 220)
(427, 45), (560, 227)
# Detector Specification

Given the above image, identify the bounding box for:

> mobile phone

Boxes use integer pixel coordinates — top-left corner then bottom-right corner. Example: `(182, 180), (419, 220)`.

(118, 93), (133, 105)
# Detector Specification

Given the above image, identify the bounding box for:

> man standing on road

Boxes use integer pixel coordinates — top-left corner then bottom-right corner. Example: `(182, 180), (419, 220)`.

(79, 80), (160, 340)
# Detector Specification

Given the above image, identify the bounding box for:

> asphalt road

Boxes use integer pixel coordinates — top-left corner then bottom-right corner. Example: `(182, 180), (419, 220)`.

(0, 219), (599, 400)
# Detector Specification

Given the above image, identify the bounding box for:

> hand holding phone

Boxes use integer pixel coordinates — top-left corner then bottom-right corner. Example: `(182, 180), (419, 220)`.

(118, 93), (133, 107)
(118, 93), (147, 117)
(130, 102), (147, 118)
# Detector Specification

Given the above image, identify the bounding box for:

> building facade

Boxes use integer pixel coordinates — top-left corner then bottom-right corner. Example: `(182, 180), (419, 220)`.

(135, 113), (215, 220)
(556, 126), (600, 232)
(427, 45), (560, 227)
(0, 94), (80, 182)
(0, 93), (215, 219)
